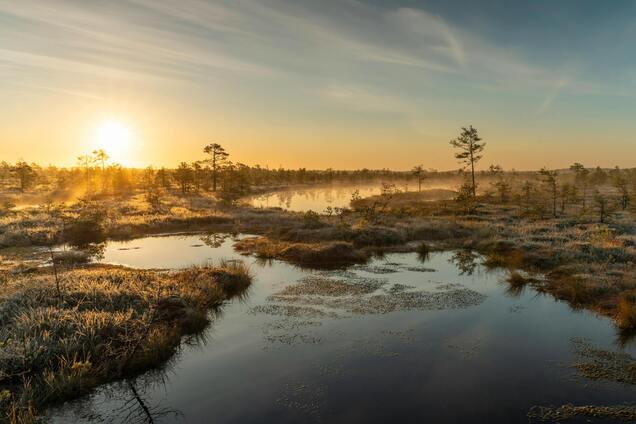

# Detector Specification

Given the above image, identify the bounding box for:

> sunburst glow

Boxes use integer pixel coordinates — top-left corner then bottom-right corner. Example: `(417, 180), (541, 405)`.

(91, 120), (135, 165)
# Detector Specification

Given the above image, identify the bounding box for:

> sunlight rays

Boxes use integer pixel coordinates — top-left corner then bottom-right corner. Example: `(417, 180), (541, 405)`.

(90, 120), (135, 166)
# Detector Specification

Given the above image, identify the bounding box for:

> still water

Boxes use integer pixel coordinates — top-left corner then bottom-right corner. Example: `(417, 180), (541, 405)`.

(249, 181), (415, 212)
(49, 234), (636, 423)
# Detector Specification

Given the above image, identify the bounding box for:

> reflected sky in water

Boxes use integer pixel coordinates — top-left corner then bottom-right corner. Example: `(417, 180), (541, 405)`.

(50, 234), (636, 424)
(249, 182), (413, 212)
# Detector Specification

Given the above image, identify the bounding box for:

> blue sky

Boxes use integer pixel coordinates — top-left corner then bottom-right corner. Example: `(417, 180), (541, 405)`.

(1, 0), (635, 169)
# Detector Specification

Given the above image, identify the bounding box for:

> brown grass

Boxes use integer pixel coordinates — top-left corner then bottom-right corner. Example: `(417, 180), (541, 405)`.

(3, 180), (636, 336)
(234, 237), (368, 267)
(616, 291), (636, 330)
(0, 262), (252, 422)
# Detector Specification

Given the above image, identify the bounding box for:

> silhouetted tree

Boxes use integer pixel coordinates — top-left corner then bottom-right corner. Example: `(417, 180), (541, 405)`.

(12, 161), (37, 193)
(593, 191), (609, 223)
(0, 161), (11, 188)
(540, 168), (558, 218)
(488, 164), (510, 203)
(520, 180), (534, 212)
(142, 167), (155, 190)
(570, 163), (590, 210)
(450, 125), (485, 197)
(93, 149), (108, 171)
(220, 162), (251, 200)
(455, 177), (477, 214)
(612, 170), (630, 210)
(203, 143), (229, 192)
(77, 153), (94, 191)
(92, 149), (110, 192)
(111, 165), (132, 194)
(192, 161), (203, 192)
(590, 166), (608, 186)
(412, 165), (425, 192)
(559, 182), (578, 214)
(174, 162), (193, 194)
(155, 167), (171, 189)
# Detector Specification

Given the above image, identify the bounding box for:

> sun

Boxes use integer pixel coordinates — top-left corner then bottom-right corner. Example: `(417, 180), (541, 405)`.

(91, 120), (135, 165)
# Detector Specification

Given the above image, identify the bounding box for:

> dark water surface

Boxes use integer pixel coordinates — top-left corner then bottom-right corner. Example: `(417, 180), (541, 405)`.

(48, 234), (636, 423)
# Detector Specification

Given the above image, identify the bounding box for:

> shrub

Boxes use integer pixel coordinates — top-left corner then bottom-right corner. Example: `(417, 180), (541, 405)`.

(416, 242), (430, 261)
(617, 292), (636, 329)
(62, 201), (107, 247)
(302, 210), (323, 229)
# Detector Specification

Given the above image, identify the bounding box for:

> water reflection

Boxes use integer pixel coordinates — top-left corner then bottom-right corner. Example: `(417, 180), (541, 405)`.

(448, 249), (480, 275)
(120, 380), (182, 424)
(62, 372), (183, 424)
(200, 233), (231, 248)
(49, 234), (636, 424)
(249, 182), (406, 213)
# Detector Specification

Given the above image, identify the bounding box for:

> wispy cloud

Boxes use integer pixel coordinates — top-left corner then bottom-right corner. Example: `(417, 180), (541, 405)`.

(4, 80), (106, 100)
(321, 85), (407, 112)
(0, 0), (614, 109)
(537, 79), (568, 115)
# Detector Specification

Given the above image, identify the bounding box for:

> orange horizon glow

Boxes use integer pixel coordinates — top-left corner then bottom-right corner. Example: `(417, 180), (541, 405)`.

(2, 1), (636, 171)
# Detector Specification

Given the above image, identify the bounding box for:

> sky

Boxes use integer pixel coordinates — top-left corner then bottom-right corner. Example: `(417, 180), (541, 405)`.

(1, 0), (636, 170)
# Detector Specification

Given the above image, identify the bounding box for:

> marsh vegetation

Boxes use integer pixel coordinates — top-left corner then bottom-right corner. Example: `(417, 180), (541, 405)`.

(2, 134), (636, 422)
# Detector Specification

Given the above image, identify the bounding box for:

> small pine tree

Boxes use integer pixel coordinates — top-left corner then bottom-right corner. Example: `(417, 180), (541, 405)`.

(593, 191), (609, 223)
(203, 143), (229, 192)
(540, 168), (558, 218)
(450, 126), (485, 198)
(455, 178), (477, 214)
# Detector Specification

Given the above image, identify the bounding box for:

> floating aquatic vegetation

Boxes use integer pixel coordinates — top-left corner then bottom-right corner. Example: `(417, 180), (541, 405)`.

(354, 264), (401, 274)
(528, 339), (636, 421)
(252, 267), (485, 350)
(273, 275), (384, 297)
(380, 329), (417, 343)
(570, 337), (636, 384)
(314, 269), (359, 280)
(257, 265), (486, 318)
(249, 304), (340, 320)
(528, 404), (636, 422)
(385, 283), (416, 294)
(402, 266), (436, 273)
(435, 282), (465, 291)
(264, 333), (322, 346)
(275, 382), (326, 419)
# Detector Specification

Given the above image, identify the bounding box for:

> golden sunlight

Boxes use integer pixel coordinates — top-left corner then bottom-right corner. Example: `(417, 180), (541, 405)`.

(90, 120), (135, 165)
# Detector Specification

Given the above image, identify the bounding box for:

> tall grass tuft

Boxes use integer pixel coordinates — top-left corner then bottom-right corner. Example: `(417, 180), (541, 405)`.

(617, 292), (636, 330)
(0, 262), (252, 422)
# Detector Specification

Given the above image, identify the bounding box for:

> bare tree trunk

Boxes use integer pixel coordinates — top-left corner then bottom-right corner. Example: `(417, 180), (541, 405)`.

(212, 154), (217, 192)
(470, 153), (476, 197)
(49, 247), (61, 300)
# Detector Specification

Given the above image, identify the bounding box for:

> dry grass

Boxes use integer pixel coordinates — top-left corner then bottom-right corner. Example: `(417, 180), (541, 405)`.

(616, 291), (636, 330)
(0, 262), (252, 422)
(3, 180), (636, 335)
(233, 237), (368, 267)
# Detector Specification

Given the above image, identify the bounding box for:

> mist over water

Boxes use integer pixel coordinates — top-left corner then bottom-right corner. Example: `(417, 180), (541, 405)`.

(248, 180), (458, 212)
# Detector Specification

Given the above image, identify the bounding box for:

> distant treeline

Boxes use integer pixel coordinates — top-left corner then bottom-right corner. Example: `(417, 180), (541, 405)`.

(2, 137), (636, 216)
(0, 157), (634, 196)
(0, 150), (455, 198)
